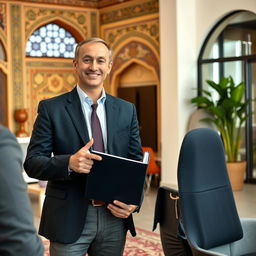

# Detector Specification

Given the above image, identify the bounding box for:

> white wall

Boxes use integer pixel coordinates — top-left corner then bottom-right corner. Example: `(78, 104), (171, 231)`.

(195, 0), (256, 53)
(159, 0), (179, 187)
(160, 0), (256, 187)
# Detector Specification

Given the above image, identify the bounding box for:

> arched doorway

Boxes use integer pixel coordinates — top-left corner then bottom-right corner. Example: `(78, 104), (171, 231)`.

(198, 10), (256, 183)
(110, 40), (160, 152)
(117, 63), (158, 151)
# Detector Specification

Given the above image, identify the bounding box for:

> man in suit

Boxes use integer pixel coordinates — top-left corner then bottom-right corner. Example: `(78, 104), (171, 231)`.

(24, 37), (143, 256)
(0, 125), (44, 256)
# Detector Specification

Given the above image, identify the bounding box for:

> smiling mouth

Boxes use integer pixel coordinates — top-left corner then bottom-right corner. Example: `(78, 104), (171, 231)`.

(86, 73), (101, 78)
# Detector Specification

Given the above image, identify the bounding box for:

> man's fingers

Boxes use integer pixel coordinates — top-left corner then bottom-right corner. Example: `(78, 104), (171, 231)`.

(89, 153), (102, 161)
(83, 138), (94, 151)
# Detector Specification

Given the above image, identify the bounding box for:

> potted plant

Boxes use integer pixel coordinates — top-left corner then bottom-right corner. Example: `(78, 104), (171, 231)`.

(190, 76), (251, 190)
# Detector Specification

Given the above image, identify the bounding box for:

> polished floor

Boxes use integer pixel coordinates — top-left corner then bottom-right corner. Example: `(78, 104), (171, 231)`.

(30, 183), (256, 233)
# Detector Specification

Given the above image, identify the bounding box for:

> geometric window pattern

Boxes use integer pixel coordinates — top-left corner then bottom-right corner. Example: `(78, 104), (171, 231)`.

(26, 23), (77, 58)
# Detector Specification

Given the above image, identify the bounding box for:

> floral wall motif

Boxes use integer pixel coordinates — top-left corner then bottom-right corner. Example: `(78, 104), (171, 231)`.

(10, 4), (24, 109)
(100, 0), (158, 25)
(13, 0), (99, 8)
(0, 2), (6, 62)
(101, 15), (160, 91)
(8, 2), (98, 131)
(100, 3), (159, 149)
(0, 2), (6, 32)
(105, 18), (159, 52)
(2, 0), (159, 132)
(90, 12), (97, 37)
(24, 6), (89, 40)
(26, 60), (76, 130)
(110, 40), (159, 83)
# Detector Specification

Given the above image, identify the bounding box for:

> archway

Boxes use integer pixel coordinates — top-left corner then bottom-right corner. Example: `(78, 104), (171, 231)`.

(110, 40), (160, 151)
(117, 62), (158, 151)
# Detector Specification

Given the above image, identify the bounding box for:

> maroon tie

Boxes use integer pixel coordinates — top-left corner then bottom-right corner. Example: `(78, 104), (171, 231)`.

(90, 104), (106, 206)
(91, 104), (104, 152)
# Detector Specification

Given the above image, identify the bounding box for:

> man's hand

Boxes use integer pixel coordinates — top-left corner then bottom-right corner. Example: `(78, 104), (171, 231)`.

(107, 200), (138, 218)
(68, 138), (102, 174)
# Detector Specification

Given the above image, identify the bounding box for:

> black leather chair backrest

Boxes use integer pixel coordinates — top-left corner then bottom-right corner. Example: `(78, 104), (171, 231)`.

(178, 128), (243, 250)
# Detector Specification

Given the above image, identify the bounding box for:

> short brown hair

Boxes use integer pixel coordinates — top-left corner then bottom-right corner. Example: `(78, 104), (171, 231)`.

(74, 37), (113, 63)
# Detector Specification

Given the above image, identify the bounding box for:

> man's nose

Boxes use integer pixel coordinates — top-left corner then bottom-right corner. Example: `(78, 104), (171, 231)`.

(89, 60), (97, 70)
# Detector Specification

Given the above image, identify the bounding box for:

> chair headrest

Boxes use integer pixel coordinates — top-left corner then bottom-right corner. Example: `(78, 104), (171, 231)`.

(178, 128), (243, 249)
(178, 128), (229, 192)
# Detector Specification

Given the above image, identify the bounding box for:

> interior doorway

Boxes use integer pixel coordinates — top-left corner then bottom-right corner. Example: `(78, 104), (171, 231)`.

(116, 62), (158, 151)
(118, 85), (158, 151)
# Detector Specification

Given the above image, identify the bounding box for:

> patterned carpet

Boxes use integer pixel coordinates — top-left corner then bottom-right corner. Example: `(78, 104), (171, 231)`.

(43, 227), (164, 255)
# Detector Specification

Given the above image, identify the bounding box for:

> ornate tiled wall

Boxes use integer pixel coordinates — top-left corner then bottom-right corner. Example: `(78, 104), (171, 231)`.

(1, 0), (159, 133)
(5, 1), (98, 132)
(26, 60), (76, 128)
(0, 2), (7, 68)
(22, 4), (93, 131)
(100, 0), (159, 149)
(100, 0), (158, 25)
(100, 0), (159, 95)
(0, 2), (6, 45)
(10, 4), (24, 110)
(24, 6), (89, 40)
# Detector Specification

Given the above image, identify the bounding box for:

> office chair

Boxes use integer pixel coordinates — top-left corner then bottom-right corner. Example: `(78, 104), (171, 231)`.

(142, 147), (160, 192)
(153, 186), (192, 256)
(177, 128), (256, 256)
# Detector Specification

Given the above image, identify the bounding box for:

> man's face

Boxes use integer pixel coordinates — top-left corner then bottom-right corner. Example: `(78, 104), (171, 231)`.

(73, 42), (112, 90)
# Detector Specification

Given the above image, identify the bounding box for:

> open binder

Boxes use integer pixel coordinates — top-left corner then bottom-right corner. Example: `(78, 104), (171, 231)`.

(85, 150), (150, 205)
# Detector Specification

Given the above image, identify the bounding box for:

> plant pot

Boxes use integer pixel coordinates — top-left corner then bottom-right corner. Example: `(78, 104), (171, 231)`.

(226, 161), (246, 191)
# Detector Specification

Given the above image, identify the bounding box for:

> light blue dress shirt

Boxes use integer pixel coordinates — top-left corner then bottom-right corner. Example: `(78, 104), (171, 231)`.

(76, 85), (108, 152)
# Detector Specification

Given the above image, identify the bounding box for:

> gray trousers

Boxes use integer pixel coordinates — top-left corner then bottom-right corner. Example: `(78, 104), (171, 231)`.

(50, 204), (127, 256)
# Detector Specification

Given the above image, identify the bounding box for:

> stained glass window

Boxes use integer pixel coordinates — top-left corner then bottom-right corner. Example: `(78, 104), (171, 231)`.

(26, 23), (77, 58)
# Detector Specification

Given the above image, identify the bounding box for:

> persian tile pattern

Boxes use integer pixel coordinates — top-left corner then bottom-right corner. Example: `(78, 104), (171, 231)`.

(91, 11), (97, 37)
(110, 40), (159, 82)
(13, 0), (98, 8)
(0, 29), (6, 47)
(24, 6), (89, 40)
(100, 0), (159, 25)
(0, 2), (6, 32)
(104, 18), (159, 52)
(11, 4), (24, 109)
(26, 61), (75, 131)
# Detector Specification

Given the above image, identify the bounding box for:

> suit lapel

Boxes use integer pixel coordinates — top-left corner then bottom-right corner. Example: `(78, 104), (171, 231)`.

(105, 94), (119, 154)
(65, 88), (89, 144)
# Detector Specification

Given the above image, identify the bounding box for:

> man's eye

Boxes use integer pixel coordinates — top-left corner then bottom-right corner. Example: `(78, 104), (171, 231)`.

(98, 59), (106, 64)
(84, 59), (91, 63)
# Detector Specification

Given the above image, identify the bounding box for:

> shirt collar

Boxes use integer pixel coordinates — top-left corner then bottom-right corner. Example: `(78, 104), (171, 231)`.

(76, 85), (106, 105)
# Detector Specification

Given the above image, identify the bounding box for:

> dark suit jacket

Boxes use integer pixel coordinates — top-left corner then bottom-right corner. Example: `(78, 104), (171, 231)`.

(24, 87), (143, 244)
(0, 125), (44, 256)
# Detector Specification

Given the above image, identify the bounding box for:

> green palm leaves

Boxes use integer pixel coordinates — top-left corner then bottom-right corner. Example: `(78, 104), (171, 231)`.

(191, 76), (250, 162)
